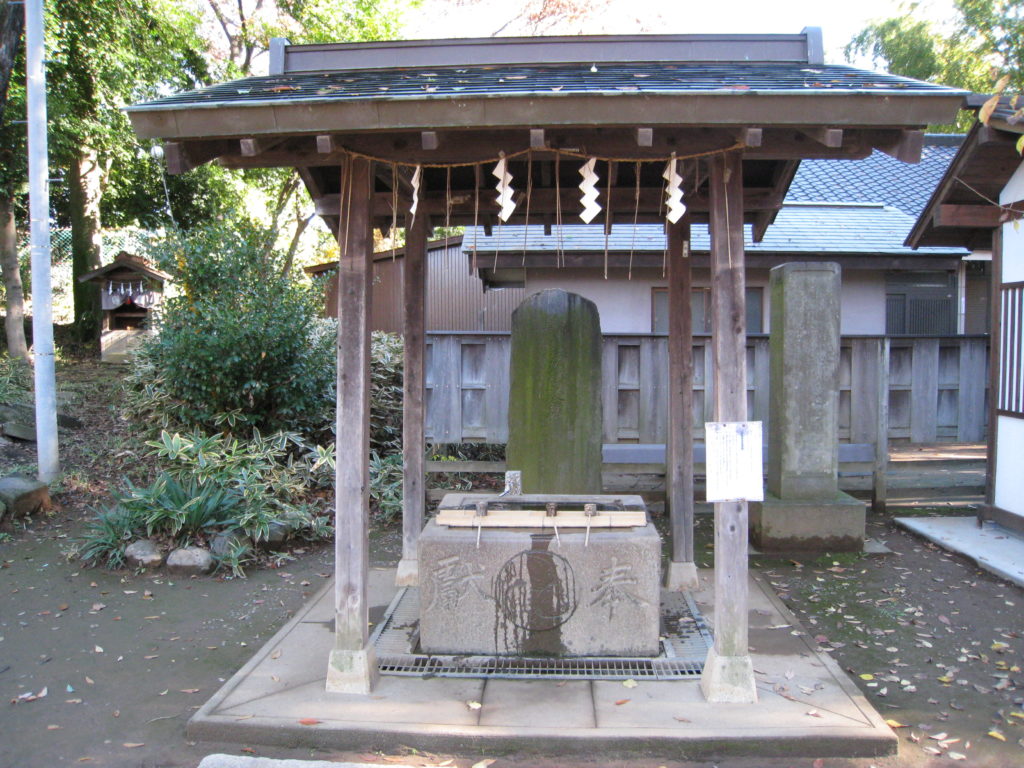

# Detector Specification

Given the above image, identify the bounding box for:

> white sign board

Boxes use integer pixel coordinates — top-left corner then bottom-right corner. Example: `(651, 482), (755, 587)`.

(705, 421), (764, 503)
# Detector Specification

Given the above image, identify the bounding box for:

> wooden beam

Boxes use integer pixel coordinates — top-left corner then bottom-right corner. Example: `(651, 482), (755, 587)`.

(736, 127), (762, 147)
(933, 203), (1022, 228)
(239, 137), (284, 157)
(397, 204), (428, 587)
(637, 127), (654, 147)
(701, 150), (756, 703)
(666, 220), (696, 590)
(752, 159), (800, 242)
(313, 186), (783, 219)
(799, 127), (843, 148)
(163, 140), (234, 174)
(211, 127), (877, 169)
(876, 129), (925, 164)
(327, 155), (378, 693)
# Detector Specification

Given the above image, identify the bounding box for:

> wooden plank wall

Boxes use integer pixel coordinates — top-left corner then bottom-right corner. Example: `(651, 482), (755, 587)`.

(424, 332), (989, 445)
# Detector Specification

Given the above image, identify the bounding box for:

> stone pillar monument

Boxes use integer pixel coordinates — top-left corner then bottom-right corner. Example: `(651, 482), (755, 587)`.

(750, 263), (866, 551)
(506, 289), (603, 494)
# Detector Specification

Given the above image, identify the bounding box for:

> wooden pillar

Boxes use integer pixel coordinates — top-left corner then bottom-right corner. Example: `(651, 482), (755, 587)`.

(700, 151), (757, 703)
(326, 156), (379, 694)
(665, 219), (698, 591)
(396, 208), (428, 586)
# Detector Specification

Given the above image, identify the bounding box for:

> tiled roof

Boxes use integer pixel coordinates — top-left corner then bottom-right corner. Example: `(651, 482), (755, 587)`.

(134, 62), (955, 110)
(463, 203), (967, 256)
(786, 137), (963, 219)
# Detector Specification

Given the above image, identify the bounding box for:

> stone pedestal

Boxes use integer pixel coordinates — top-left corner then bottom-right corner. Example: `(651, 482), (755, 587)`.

(418, 497), (661, 656)
(751, 492), (866, 552)
(754, 263), (866, 552)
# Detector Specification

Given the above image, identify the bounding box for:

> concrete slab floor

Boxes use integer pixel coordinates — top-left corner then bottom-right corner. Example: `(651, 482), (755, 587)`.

(188, 568), (897, 761)
(895, 516), (1024, 588)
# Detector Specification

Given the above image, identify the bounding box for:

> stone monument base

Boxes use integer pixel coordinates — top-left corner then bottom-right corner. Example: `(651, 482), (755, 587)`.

(750, 492), (866, 552)
(418, 504), (661, 657)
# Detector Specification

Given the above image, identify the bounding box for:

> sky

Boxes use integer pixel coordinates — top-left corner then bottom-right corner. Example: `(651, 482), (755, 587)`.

(402, 0), (960, 68)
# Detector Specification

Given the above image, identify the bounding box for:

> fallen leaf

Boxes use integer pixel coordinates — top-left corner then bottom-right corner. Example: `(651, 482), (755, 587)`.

(94, 646), (103, 654)
(466, 700), (482, 710)
(47, 725), (61, 730)
(989, 730), (1007, 742)
(65, 698), (82, 704)
(859, 673), (874, 681)
(614, 698), (630, 705)
(271, 649), (282, 660)
(122, 743), (144, 749)
(805, 709), (823, 718)
(929, 732), (948, 741)
(298, 718), (321, 726)
(622, 679), (638, 688)
(948, 752), (967, 761)
(180, 688), (200, 694)
(470, 760), (496, 768)
(885, 719), (907, 729)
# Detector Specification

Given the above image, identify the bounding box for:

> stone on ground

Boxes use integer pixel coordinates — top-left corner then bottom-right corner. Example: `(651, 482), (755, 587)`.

(506, 289), (603, 494)
(211, 529), (251, 557)
(125, 539), (165, 568)
(166, 546), (214, 575)
(0, 475), (51, 518)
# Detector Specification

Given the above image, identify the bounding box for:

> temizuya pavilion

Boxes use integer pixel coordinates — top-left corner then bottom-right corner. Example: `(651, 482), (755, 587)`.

(127, 30), (963, 702)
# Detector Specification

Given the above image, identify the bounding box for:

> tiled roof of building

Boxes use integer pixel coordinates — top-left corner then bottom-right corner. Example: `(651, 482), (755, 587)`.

(464, 203), (967, 256)
(135, 61), (955, 110)
(786, 136), (963, 218)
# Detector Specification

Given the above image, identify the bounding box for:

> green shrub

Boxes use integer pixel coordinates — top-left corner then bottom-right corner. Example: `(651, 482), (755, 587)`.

(369, 331), (403, 455)
(119, 472), (239, 544)
(369, 450), (403, 524)
(78, 505), (143, 569)
(126, 222), (335, 439)
(0, 353), (31, 403)
(143, 429), (331, 543)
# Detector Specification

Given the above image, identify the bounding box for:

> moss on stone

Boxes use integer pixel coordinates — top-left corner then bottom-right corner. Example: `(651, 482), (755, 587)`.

(506, 290), (603, 494)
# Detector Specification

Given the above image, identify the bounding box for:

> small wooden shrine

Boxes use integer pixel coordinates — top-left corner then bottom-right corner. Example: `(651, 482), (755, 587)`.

(78, 251), (173, 363)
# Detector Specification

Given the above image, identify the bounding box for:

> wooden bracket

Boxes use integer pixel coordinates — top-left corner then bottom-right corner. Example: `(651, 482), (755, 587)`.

(877, 129), (925, 164)
(799, 127), (843, 148)
(316, 134), (337, 154)
(421, 131), (439, 150)
(239, 137), (284, 157)
(636, 127), (654, 147)
(530, 128), (546, 149)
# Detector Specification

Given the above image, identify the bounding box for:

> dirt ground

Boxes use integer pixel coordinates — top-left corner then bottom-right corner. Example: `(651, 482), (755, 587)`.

(1, 363), (1023, 768)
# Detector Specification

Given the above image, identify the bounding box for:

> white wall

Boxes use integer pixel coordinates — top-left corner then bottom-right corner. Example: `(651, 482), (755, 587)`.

(840, 272), (887, 335)
(524, 268), (658, 333)
(994, 416), (1024, 518)
(524, 265), (883, 335)
(996, 159), (1024, 521)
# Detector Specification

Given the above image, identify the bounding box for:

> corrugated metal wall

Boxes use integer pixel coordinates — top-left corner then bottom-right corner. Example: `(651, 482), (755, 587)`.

(322, 240), (523, 332)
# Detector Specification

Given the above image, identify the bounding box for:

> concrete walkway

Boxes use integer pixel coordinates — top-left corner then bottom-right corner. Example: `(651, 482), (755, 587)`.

(896, 516), (1024, 588)
(188, 568), (897, 761)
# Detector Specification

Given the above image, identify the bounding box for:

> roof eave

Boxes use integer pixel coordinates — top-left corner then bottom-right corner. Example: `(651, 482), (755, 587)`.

(127, 91), (966, 142)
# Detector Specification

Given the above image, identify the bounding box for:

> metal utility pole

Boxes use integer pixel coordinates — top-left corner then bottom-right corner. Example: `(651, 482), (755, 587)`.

(25, 0), (59, 482)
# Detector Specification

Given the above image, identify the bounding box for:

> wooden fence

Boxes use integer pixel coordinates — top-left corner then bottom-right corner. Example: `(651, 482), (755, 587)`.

(424, 333), (989, 445)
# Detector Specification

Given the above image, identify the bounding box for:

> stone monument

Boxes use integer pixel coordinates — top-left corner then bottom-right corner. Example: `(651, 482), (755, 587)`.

(506, 289), (603, 494)
(750, 262), (866, 551)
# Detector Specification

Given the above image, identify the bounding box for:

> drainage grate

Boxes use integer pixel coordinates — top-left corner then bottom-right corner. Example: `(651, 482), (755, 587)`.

(370, 587), (712, 681)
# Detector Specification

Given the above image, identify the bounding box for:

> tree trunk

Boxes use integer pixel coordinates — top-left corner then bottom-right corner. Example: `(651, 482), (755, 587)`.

(0, 194), (27, 359)
(70, 149), (104, 342)
(0, 0), (24, 125)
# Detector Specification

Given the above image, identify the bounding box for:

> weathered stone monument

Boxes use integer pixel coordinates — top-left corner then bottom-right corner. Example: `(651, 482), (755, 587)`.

(506, 289), (603, 494)
(750, 263), (866, 551)
(418, 289), (662, 657)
